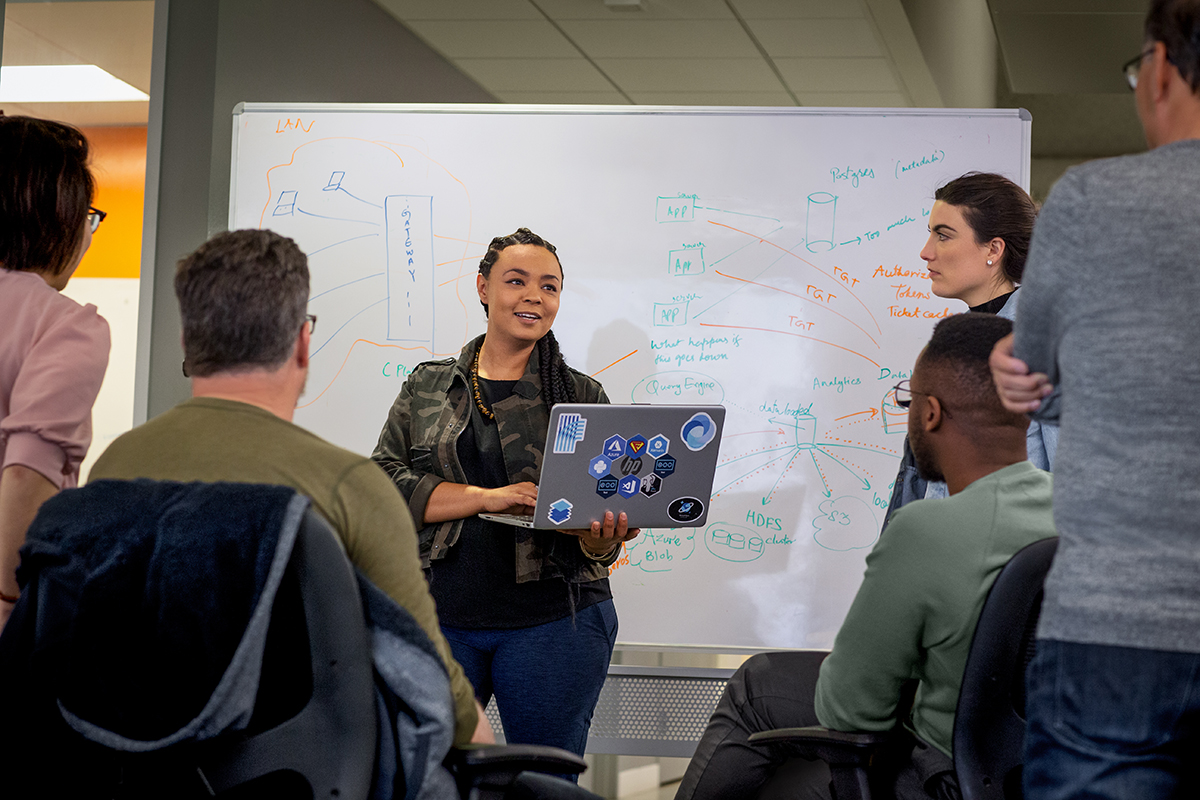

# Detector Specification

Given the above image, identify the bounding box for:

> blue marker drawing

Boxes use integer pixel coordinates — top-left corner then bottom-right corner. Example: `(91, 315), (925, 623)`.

(384, 195), (434, 342)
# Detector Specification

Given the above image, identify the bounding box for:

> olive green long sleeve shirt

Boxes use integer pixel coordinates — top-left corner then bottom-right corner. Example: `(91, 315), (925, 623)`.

(814, 461), (1055, 757)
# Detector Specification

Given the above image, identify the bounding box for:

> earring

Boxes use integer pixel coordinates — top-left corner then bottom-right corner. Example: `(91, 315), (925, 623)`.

(987, 259), (993, 265)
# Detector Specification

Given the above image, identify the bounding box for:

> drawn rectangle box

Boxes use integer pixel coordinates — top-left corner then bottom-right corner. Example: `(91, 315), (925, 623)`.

(668, 246), (704, 276)
(384, 195), (434, 342)
(656, 196), (695, 223)
(653, 302), (688, 327)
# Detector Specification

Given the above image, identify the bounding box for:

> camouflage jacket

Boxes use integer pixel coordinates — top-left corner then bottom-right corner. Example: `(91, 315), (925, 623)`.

(372, 335), (616, 583)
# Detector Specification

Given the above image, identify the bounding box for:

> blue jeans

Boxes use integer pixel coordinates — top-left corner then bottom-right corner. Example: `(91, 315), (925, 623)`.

(442, 599), (618, 758)
(1024, 639), (1200, 800)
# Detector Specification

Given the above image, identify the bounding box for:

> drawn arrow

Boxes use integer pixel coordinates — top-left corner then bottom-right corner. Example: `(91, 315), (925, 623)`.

(834, 408), (879, 422)
(724, 428), (785, 438)
(762, 449), (805, 505)
(839, 236), (862, 246)
(815, 447), (871, 491)
(808, 451), (833, 498)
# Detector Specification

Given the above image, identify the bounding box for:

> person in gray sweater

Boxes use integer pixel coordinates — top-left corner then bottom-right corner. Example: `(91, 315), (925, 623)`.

(989, 1), (1200, 796)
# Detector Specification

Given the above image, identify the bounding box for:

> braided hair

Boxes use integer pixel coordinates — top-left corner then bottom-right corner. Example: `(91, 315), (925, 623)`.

(478, 227), (578, 407)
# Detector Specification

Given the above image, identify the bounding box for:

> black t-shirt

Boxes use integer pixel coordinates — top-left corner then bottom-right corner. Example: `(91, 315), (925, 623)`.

(969, 291), (1015, 315)
(427, 377), (611, 629)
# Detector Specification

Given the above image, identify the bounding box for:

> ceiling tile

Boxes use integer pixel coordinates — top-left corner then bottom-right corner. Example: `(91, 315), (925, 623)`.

(493, 90), (632, 105)
(795, 91), (908, 107)
(404, 20), (580, 58)
(2, 19), (85, 65)
(776, 58), (898, 92)
(988, 0), (1145, 12)
(992, 12), (1143, 93)
(534, 0), (734, 20)
(731, 0), (864, 19)
(3, 1), (154, 92)
(456, 58), (614, 91)
(628, 90), (796, 106)
(745, 17), (881, 58)
(373, 0), (542, 20)
(598, 58), (782, 92)
(557, 20), (759, 58)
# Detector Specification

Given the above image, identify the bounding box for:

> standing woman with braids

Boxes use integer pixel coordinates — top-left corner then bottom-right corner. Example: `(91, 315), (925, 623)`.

(373, 228), (638, 760)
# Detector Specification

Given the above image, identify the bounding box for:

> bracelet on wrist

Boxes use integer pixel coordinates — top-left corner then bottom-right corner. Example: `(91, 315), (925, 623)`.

(579, 539), (619, 561)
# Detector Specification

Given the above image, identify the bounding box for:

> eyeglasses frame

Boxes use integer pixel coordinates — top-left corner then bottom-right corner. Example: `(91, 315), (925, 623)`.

(891, 379), (952, 418)
(87, 206), (107, 233)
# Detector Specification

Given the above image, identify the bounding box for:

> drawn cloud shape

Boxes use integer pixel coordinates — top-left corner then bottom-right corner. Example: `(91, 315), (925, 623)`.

(812, 496), (878, 552)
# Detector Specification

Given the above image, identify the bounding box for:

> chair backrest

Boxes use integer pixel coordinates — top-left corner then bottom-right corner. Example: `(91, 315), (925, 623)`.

(198, 507), (378, 797)
(952, 536), (1058, 800)
(0, 494), (377, 799)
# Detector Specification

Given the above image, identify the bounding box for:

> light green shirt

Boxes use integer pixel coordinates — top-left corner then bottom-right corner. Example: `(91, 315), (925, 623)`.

(814, 461), (1055, 757)
(90, 397), (478, 745)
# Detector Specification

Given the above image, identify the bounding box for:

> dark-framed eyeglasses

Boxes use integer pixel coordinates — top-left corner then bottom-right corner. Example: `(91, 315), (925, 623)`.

(892, 379), (950, 417)
(87, 207), (107, 233)
(305, 313), (317, 334)
(1122, 48), (1154, 90)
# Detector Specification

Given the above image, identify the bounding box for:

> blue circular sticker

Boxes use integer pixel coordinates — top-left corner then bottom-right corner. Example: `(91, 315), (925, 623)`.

(681, 412), (717, 451)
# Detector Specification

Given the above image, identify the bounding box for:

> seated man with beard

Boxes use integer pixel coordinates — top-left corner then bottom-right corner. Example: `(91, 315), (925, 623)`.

(675, 312), (1056, 800)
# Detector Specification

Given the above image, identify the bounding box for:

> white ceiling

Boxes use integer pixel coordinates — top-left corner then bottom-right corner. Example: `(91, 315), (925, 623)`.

(373, 0), (937, 107)
(0, 0), (153, 125)
(0, 0), (1150, 169)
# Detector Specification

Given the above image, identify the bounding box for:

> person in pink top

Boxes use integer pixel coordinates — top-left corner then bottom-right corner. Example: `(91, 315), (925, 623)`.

(0, 117), (110, 629)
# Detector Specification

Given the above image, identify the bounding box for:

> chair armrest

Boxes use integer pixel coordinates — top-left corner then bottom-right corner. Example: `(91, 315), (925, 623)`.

(748, 726), (891, 766)
(451, 743), (587, 775)
(449, 745), (588, 800)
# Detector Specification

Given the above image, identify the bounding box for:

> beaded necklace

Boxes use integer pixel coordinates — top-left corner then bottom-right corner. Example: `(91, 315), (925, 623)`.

(471, 345), (495, 421)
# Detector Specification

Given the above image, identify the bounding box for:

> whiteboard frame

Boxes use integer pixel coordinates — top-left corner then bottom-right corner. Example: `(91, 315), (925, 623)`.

(230, 103), (1032, 231)
(229, 102), (1033, 654)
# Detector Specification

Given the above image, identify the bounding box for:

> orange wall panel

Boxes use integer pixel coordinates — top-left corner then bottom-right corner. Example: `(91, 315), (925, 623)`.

(75, 125), (146, 279)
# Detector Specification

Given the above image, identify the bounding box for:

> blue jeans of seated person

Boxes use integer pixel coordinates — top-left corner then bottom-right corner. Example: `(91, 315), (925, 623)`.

(442, 599), (618, 765)
(1024, 639), (1200, 800)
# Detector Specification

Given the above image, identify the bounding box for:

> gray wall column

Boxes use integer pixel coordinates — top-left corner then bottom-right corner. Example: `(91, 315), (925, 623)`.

(141, 0), (494, 419)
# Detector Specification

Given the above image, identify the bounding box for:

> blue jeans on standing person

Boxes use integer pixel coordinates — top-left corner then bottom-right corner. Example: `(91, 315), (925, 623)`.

(442, 599), (618, 762)
(1024, 639), (1200, 800)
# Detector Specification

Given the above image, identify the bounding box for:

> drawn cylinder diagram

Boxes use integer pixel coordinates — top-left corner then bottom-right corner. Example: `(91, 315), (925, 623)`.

(805, 192), (837, 253)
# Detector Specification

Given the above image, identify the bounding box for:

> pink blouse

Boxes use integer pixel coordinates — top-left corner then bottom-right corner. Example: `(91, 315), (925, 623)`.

(1, 269), (110, 489)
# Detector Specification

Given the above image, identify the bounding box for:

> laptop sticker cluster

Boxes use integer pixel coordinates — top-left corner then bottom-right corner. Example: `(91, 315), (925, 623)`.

(548, 411), (718, 526)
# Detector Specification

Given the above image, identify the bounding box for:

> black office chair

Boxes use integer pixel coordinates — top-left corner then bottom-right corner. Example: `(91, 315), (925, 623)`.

(748, 537), (1058, 800)
(0, 481), (594, 800)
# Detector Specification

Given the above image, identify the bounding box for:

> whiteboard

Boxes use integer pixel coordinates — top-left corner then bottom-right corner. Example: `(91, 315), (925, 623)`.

(230, 103), (1031, 651)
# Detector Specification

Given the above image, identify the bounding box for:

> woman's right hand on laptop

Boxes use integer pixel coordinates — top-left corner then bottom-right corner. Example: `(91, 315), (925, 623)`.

(480, 481), (538, 514)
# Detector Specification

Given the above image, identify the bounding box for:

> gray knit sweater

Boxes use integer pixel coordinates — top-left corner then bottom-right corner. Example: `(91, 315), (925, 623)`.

(1014, 138), (1200, 653)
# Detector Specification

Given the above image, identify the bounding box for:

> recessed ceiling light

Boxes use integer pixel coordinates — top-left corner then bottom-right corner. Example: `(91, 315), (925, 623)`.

(0, 65), (149, 103)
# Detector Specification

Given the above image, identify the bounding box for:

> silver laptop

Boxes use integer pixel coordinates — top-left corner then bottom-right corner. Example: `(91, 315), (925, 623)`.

(479, 404), (726, 529)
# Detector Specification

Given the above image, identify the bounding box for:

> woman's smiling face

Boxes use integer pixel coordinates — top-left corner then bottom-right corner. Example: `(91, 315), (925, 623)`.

(477, 243), (562, 345)
(919, 200), (1005, 307)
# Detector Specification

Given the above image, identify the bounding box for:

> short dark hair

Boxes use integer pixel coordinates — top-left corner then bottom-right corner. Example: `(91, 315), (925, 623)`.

(934, 173), (1037, 285)
(175, 230), (309, 377)
(918, 312), (1026, 430)
(0, 116), (95, 276)
(1146, 0), (1200, 93)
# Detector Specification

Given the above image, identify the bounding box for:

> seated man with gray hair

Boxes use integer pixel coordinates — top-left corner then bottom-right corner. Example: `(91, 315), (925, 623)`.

(91, 229), (488, 747)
